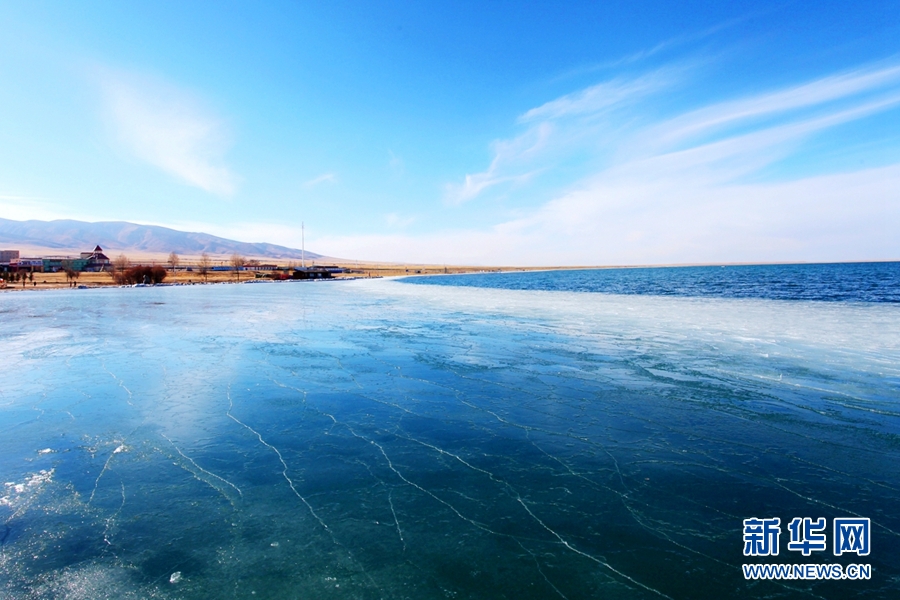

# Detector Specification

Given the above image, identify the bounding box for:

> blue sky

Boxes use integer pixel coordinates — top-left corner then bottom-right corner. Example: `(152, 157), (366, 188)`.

(1, 1), (899, 265)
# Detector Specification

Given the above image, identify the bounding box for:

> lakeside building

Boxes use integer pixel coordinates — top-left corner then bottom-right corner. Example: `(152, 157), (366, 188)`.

(9, 258), (45, 272)
(0, 250), (21, 273)
(291, 267), (333, 279)
(43, 256), (90, 272)
(80, 245), (111, 271)
(1, 246), (338, 277)
(0, 251), (17, 274)
(1, 246), (111, 273)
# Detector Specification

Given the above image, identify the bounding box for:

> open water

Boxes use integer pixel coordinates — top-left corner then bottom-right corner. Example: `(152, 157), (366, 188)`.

(1, 264), (898, 599)
(403, 262), (900, 303)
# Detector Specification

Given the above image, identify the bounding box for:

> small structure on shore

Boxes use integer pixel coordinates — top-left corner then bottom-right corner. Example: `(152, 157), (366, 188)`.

(9, 257), (44, 273)
(291, 267), (333, 280)
(0, 250), (19, 267)
(245, 263), (278, 271)
(43, 256), (89, 272)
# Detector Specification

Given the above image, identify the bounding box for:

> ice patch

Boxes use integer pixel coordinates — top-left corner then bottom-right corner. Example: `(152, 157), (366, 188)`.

(5, 560), (171, 599)
(1, 469), (54, 510)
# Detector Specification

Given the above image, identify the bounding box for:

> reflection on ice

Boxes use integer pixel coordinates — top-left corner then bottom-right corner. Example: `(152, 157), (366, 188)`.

(0, 280), (897, 599)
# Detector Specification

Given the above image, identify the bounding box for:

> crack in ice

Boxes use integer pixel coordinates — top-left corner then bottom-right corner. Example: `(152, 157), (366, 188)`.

(516, 497), (672, 599)
(88, 443), (126, 505)
(162, 433), (243, 507)
(225, 387), (328, 531)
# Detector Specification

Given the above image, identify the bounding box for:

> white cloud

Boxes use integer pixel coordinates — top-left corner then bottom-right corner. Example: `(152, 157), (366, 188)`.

(325, 60), (900, 265)
(520, 67), (680, 122)
(548, 18), (743, 81)
(316, 164), (900, 265)
(0, 194), (114, 223)
(448, 61), (900, 208)
(445, 170), (537, 206)
(304, 172), (338, 187)
(388, 150), (405, 175)
(0, 195), (71, 222)
(445, 122), (551, 204)
(97, 68), (237, 195)
(385, 213), (416, 228)
(648, 63), (900, 148)
(446, 67), (687, 205)
(490, 163), (900, 265)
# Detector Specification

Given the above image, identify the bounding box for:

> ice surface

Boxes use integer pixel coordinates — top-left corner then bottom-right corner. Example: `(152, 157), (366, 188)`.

(0, 280), (897, 599)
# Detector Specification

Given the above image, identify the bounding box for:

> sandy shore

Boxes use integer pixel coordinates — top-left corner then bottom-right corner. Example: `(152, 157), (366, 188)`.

(0, 264), (594, 292)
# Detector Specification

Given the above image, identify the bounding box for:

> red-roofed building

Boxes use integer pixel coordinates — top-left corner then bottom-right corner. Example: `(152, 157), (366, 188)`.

(80, 245), (111, 271)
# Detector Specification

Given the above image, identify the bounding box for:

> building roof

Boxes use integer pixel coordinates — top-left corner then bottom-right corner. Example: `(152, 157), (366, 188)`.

(80, 245), (110, 263)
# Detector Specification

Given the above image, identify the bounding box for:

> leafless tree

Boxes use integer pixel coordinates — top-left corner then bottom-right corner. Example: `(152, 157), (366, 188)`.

(168, 251), (180, 273)
(111, 254), (129, 284)
(113, 254), (129, 272)
(61, 260), (78, 286)
(198, 252), (212, 283)
(230, 253), (246, 281)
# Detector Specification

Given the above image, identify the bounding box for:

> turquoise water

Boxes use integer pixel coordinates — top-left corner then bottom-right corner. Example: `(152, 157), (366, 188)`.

(1, 273), (898, 598)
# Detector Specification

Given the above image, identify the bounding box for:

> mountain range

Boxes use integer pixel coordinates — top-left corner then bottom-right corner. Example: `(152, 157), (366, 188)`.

(0, 218), (323, 260)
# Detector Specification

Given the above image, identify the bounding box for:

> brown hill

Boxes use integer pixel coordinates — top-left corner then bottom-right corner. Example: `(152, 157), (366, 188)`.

(0, 218), (323, 261)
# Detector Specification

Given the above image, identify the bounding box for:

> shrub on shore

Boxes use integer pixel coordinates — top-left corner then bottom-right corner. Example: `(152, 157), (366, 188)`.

(113, 265), (167, 285)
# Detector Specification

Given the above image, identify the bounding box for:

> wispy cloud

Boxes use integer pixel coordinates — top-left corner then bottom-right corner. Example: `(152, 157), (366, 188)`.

(331, 59), (900, 265)
(649, 63), (900, 148)
(546, 16), (748, 83)
(445, 122), (552, 204)
(96, 68), (237, 195)
(388, 150), (405, 176)
(449, 61), (900, 208)
(0, 194), (132, 224)
(304, 172), (338, 187)
(446, 171), (538, 206)
(0, 194), (74, 222)
(447, 66), (686, 205)
(385, 213), (416, 228)
(318, 163), (900, 265)
(520, 67), (681, 122)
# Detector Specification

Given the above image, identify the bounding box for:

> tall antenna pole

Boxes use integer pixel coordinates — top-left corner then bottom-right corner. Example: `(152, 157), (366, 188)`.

(301, 222), (305, 269)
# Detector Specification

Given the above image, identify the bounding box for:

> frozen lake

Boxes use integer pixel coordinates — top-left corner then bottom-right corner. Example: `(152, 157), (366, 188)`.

(1, 277), (898, 598)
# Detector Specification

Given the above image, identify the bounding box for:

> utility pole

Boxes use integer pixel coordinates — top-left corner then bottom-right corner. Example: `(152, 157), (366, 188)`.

(301, 222), (305, 269)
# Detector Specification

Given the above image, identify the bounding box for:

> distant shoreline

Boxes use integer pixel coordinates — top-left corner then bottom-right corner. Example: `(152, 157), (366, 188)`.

(3, 259), (897, 294)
